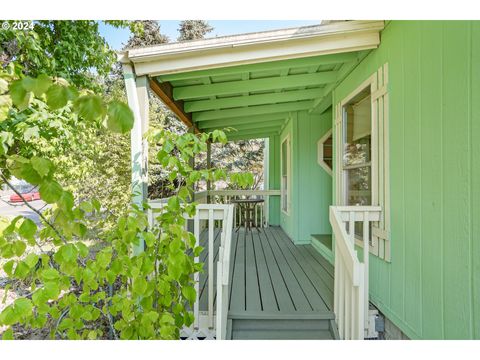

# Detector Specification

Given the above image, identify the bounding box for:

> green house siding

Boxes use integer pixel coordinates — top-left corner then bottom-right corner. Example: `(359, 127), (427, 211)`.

(277, 110), (333, 245)
(333, 20), (480, 339)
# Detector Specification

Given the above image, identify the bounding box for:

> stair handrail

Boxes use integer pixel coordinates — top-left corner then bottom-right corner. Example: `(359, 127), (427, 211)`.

(329, 205), (381, 339)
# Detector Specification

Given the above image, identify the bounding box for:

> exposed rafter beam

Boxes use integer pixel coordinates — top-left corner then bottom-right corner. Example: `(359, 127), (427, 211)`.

(193, 100), (313, 122)
(202, 119), (286, 133)
(311, 92), (333, 115)
(309, 51), (370, 113)
(198, 113), (288, 129)
(173, 71), (337, 100)
(185, 88), (324, 112)
(158, 53), (358, 82)
(148, 78), (199, 133)
(227, 130), (280, 141)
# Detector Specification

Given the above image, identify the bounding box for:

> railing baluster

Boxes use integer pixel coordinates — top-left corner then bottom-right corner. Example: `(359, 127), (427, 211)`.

(349, 211), (355, 247)
(363, 210), (370, 333)
(193, 212), (200, 330)
(208, 209), (214, 329)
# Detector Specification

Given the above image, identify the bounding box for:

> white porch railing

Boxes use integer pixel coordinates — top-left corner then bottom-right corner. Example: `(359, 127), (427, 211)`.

(148, 201), (234, 340)
(196, 189), (281, 228)
(329, 205), (381, 340)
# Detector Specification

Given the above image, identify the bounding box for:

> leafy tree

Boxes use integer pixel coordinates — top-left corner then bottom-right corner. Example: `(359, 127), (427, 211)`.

(0, 67), (232, 340)
(123, 21), (169, 49)
(0, 21), (141, 91)
(177, 20), (214, 41)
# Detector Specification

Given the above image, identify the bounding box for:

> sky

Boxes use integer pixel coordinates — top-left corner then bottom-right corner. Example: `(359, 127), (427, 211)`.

(99, 20), (321, 50)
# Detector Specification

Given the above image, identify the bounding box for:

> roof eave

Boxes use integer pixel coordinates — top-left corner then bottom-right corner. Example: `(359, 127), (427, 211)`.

(121, 20), (384, 77)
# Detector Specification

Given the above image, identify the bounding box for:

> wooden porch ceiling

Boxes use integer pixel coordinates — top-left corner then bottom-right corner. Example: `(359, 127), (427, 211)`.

(152, 51), (369, 140)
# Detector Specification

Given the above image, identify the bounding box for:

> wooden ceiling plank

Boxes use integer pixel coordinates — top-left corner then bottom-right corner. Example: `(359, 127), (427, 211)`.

(193, 100), (314, 122)
(202, 119), (286, 133)
(158, 52), (358, 82)
(198, 113), (288, 129)
(185, 88), (324, 112)
(172, 71), (337, 100)
(227, 131), (280, 141)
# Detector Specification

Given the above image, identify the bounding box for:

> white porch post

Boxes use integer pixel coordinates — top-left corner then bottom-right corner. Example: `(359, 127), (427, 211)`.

(263, 137), (270, 226)
(206, 141), (211, 203)
(123, 64), (150, 254)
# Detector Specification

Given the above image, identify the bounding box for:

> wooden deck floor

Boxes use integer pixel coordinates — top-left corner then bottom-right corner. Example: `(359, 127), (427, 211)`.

(198, 226), (334, 317)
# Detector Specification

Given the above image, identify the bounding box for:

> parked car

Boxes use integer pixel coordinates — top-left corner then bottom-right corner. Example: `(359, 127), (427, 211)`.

(9, 182), (41, 203)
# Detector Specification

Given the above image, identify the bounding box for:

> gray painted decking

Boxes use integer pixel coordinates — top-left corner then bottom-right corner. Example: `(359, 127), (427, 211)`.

(198, 226), (334, 317)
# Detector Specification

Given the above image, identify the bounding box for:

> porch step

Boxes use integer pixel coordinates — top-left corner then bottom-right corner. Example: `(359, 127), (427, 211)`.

(228, 312), (338, 340)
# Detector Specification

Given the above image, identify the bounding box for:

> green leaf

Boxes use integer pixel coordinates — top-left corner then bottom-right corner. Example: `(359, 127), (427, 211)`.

(24, 253), (39, 268)
(74, 94), (105, 121)
(9, 80), (31, 110)
(13, 261), (30, 279)
(43, 282), (60, 299)
(3, 260), (14, 276)
(132, 277), (147, 295)
(143, 232), (156, 248)
(8, 160), (42, 185)
(19, 218), (37, 240)
(46, 84), (70, 109)
(31, 156), (53, 178)
(13, 298), (32, 316)
(79, 201), (93, 213)
(58, 191), (74, 211)
(39, 180), (63, 204)
(106, 101), (134, 134)
(181, 285), (196, 304)
(2, 327), (13, 340)
(41, 268), (60, 281)
(13, 240), (26, 257)
(167, 196), (180, 212)
(76, 242), (89, 257)
(22, 75), (52, 98)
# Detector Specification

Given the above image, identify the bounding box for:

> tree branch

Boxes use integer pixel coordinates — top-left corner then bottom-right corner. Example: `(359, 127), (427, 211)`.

(0, 173), (67, 245)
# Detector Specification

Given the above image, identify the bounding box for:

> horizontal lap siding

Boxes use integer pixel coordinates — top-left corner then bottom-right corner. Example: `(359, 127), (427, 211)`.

(333, 20), (479, 339)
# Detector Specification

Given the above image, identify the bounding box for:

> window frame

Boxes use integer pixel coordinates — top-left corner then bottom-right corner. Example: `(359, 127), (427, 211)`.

(317, 129), (333, 176)
(338, 75), (378, 209)
(341, 90), (373, 207)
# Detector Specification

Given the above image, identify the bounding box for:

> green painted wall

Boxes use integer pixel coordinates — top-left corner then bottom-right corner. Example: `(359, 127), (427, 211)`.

(297, 110), (333, 241)
(333, 20), (480, 339)
(278, 110), (333, 244)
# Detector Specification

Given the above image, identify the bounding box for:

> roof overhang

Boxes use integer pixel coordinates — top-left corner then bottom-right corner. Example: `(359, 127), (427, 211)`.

(120, 20), (384, 77)
(120, 20), (384, 140)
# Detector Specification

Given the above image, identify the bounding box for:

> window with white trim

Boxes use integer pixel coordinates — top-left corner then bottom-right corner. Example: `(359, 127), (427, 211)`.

(281, 136), (290, 214)
(342, 88), (372, 206)
(334, 63), (391, 261)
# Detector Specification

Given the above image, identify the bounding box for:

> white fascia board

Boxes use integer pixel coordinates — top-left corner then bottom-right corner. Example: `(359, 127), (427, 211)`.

(122, 20), (384, 77)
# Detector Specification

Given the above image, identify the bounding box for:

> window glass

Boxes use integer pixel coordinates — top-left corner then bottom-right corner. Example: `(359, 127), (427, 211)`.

(343, 91), (372, 206)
